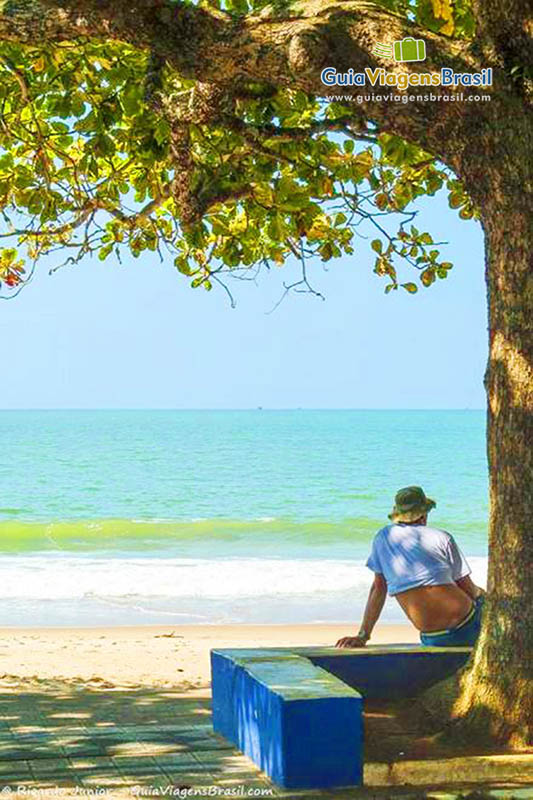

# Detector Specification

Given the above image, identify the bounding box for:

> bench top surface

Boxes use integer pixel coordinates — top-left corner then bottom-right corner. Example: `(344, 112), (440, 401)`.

(212, 645), (472, 660)
(211, 645), (472, 702)
(236, 655), (362, 701)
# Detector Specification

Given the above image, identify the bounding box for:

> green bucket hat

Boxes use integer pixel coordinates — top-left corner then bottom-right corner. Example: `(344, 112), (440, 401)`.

(389, 486), (436, 523)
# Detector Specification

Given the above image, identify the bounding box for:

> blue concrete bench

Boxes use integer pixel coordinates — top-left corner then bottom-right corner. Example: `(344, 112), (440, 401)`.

(211, 644), (472, 789)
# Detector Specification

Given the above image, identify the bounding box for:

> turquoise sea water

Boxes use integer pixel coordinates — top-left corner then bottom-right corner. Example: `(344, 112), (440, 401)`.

(0, 410), (488, 626)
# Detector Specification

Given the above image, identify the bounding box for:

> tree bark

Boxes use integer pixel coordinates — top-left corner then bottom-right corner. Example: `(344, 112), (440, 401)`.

(448, 100), (533, 749)
(473, 0), (533, 72)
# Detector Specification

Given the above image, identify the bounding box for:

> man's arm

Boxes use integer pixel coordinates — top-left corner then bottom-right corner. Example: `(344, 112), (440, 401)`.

(456, 574), (485, 600)
(336, 573), (387, 648)
(447, 535), (484, 599)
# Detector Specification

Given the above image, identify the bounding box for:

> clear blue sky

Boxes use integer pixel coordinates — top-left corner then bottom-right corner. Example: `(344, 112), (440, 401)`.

(0, 191), (487, 409)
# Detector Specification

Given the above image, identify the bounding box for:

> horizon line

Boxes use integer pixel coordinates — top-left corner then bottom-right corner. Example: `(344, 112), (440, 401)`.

(0, 406), (486, 412)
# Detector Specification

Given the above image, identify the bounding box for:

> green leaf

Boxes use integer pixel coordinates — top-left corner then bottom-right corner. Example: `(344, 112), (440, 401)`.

(421, 268), (436, 287)
(449, 193), (463, 209)
(121, 84), (142, 117)
(98, 244), (113, 261)
(174, 256), (193, 276)
(319, 242), (333, 261)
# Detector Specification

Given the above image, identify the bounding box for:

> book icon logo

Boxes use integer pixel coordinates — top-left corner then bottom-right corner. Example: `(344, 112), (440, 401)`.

(372, 37), (427, 62)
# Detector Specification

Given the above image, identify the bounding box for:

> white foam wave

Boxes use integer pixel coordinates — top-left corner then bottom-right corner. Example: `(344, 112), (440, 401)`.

(0, 554), (488, 602)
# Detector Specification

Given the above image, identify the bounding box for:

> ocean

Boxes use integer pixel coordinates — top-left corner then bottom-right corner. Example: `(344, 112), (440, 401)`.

(0, 410), (488, 626)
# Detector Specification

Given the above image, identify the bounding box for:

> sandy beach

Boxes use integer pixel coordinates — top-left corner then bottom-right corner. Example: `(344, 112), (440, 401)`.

(0, 623), (418, 690)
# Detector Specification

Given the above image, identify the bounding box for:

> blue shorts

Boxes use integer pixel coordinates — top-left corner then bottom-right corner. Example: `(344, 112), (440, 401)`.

(420, 595), (484, 647)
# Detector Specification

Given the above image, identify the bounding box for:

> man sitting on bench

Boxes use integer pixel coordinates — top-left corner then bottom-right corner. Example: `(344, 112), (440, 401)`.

(336, 486), (485, 649)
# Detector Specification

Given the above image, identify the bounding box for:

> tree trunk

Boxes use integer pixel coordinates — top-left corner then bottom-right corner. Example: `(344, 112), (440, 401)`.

(450, 106), (533, 749)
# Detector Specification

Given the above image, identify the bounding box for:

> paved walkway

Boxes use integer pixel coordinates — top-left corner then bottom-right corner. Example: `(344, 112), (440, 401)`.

(0, 678), (530, 800)
(0, 679), (275, 797)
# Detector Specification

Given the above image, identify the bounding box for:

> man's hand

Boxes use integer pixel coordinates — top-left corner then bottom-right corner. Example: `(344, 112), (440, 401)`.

(335, 635), (367, 648)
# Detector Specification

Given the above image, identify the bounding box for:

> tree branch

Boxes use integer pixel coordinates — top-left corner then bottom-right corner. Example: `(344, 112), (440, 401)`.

(221, 114), (377, 143)
(0, 0), (499, 170)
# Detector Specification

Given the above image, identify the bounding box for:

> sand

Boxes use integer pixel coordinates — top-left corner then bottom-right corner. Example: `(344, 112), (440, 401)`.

(0, 623), (418, 690)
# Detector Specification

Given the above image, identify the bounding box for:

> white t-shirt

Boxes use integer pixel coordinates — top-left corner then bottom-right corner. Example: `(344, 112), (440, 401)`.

(366, 523), (471, 596)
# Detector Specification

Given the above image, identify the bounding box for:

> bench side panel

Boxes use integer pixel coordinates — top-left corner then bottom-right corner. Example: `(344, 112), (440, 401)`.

(282, 695), (363, 788)
(211, 650), (285, 782)
(211, 650), (363, 788)
(307, 649), (471, 699)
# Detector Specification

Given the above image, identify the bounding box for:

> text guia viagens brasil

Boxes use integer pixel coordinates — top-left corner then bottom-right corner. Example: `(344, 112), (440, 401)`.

(321, 67), (493, 89)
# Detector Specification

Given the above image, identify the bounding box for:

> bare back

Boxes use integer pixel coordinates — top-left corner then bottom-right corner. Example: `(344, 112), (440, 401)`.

(395, 583), (473, 632)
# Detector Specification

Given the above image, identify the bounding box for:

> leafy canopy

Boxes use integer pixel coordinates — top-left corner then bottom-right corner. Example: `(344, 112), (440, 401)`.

(0, 0), (476, 300)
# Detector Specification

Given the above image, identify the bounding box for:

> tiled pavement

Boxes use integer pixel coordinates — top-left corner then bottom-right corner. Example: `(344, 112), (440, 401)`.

(0, 680), (530, 800)
(0, 681), (348, 799)
(0, 682), (276, 796)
